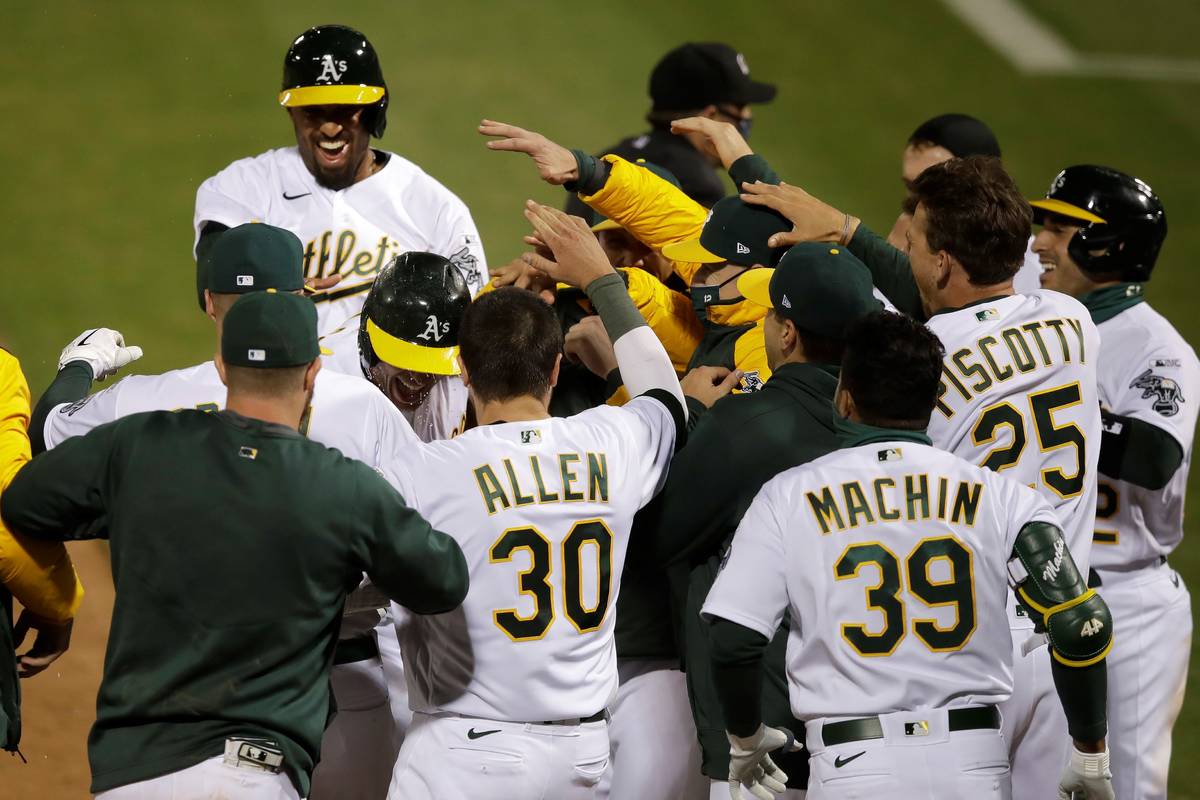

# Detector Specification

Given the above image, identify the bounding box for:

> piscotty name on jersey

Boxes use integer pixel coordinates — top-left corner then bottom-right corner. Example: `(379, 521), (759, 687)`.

(935, 313), (1088, 419)
(475, 451), (609, 514)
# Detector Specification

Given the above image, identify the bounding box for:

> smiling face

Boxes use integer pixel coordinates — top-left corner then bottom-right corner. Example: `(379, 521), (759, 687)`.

(288, 104), (374, 190)
(1032, 215), (1093, 297)
(371, 361), (439, 411)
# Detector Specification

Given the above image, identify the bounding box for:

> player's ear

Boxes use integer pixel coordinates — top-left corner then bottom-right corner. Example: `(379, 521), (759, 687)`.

(782, 317), (799, 357)
(834, 381), (855, 420)
(204, 290), (217, 322)
(456, 355), (471, 389)
(214, 353), (228, 387)
(305, 358), (321, 391)
(548, 353), (562, 390)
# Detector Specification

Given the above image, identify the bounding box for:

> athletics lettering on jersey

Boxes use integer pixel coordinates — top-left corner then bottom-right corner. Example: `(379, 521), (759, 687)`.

(936, 316), (1087, 419)
(806, 473), (983, 534)
(303, 230), (405, 281)
(474, 453), (609, 514)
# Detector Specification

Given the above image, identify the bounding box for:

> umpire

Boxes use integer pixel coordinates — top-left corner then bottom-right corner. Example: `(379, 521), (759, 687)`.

(0, 292), (468, 799)
(639, 243), (879, 797)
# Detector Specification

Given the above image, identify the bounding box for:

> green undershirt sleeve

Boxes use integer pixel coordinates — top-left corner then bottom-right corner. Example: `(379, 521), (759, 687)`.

(709, 616), (770, 737)
(29, 362), (94, 455)
(845, 225), (923, 319)
(1051, 658), (1108, 742)
(1099, 409), (1183, 490)
(728, 154), (781, 190)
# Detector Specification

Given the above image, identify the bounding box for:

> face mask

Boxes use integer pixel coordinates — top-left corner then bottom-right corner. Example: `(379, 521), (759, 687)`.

(690, 271), (743, 319)
(736, 116), (753, 141)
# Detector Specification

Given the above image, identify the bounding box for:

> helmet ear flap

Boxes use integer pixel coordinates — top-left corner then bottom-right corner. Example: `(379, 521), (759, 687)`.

(366, 92), (388, 138)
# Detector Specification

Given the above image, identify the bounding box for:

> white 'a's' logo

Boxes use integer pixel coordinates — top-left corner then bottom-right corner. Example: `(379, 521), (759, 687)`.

(417, 315), (451, 342)
(317, 55), (348, 83)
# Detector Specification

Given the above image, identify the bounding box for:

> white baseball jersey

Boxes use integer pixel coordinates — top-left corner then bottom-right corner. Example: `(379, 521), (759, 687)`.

(1091, 301), (1200, 570)
(926, 291), (1101, 579)
(42, 360), (419, 466)
(320, 315), (468, 443)
(703, 436), (1059, 720)
(193, 147), (487, 335)
(384, 395), (678, 722)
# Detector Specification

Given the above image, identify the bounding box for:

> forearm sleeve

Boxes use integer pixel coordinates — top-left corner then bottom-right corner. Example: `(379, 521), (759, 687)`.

(846, 225), (923, 319)
(710, 616), (770, 737)
(586, 274), (686, 416)
(728, 154), (781, 189)
(1051, 658), (1108, 742)
(1099, 409), (1184, 490)
(29, 363), (93, 455)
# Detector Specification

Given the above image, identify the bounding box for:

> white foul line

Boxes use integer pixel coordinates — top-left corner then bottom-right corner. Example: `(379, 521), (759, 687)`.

(941, 0), (1200, 82)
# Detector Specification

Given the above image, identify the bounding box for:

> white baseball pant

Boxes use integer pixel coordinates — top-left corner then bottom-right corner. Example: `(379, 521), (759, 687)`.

(94, 755), (299, 800)
(999, 627), (1069, 799)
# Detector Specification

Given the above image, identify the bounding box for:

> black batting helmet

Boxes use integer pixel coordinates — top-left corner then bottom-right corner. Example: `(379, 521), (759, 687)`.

(1030, 165), (1166, 282)
(358, 252), (471, 376)
(278, 25), (389, 139)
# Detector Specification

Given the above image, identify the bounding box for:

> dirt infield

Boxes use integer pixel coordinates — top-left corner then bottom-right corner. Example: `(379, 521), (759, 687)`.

(1, 541), (114, 797)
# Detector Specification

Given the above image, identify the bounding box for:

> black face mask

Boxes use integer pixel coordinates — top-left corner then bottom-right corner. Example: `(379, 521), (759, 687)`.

(691, 271), (743, 319)
(736, 116), (753, 141)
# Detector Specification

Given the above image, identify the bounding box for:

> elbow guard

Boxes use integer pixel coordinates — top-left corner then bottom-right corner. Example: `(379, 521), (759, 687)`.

(1009, 521), (1113, 668)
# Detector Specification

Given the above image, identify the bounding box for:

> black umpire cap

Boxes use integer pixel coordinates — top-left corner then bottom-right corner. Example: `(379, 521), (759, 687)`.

(650, 43), (777, 111)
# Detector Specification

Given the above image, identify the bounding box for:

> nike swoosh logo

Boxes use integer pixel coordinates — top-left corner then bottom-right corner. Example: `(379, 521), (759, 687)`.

(834, 751), (866, 768)
(467, 728), (501, 740)
(283, 191), (312, 200)
(77, 330), (98, 346)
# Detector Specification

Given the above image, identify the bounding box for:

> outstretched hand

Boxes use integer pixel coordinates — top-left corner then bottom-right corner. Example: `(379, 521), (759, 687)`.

(520, 201), (614, 289)
(739, 181), (857, 249)
(671, 117), (753, 170)
(480, 120), (578, 185)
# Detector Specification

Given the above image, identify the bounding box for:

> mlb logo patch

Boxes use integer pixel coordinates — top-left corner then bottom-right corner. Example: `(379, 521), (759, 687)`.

(975, 308), (998, 322)
(1152, 358), (1181, 368)
(904, 720), (930, 737)
(236, 275), (254, 286)
(238, 446), (258, 460)
(248, 349), (266, 362)
(520, 429), (542, 444)
(878, 448), (903, 462)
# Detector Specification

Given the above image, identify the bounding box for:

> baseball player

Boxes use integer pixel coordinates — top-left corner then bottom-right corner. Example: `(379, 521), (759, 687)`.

(193, 24), (487, 334)
(741, 156), (1103, 798)
(705, 310), (1114, 800)
(1032, 165), (1195, 799)
(321, 251), (470, 442)
(383, 201), (686, 800)
(28, 223), (420, 799)
(1, 291), (469, 800)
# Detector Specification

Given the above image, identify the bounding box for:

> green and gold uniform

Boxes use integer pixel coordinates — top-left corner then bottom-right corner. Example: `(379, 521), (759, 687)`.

(0, 406), (467, 796)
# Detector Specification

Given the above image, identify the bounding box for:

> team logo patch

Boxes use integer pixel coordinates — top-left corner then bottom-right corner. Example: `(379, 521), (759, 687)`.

(520, 429), (542, 444)
(449, 245), (482, 290)
(417, 315), (450, 343)
(60, 396), (94, 416)
(236, 275), (254, 286)
(975, 308), (998, 322)
(247, 349), (266, 362)
(877, 448), (903, 462)
(740, 371), (764, 392)
(238, 446), (258, 460)
(1130, 368), (1184, 417)
(316, 54), (347, 83)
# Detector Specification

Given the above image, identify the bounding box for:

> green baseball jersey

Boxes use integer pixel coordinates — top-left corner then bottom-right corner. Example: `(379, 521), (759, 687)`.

(0, 409), (468, 796)
(649, 362), (841, 783)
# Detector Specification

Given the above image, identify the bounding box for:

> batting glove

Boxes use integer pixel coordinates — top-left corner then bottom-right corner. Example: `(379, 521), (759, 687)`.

(1057, 745), (1115, 800)
(58, 328), (143, 381)
(727, 725), (795, 800)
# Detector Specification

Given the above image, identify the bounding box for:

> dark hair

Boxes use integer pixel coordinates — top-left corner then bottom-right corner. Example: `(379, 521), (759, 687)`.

(910, 156), (1031, 286)
(459, 288), (564, 403)
(841, 311), (945, 429)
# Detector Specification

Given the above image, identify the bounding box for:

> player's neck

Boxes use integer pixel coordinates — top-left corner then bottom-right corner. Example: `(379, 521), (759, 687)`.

(473, 396), (551, 426)
(928, 278), (1014, 315)
(225, 393), (305, 431)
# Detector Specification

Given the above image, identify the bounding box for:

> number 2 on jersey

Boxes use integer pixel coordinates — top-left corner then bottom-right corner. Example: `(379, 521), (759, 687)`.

(971, 381), (1086, 497)
(489, 520), (613, 641)
(834, 536), (976, 656)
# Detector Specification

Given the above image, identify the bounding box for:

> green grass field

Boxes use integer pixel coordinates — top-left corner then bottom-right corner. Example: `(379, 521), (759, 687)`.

(2, 0), (1199, 794)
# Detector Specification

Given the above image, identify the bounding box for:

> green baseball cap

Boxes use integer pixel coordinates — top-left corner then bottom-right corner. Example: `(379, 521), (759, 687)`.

(204, 223), (305, 294)
(737, 243), (881, 338)
(660, 196), (789, 267)
(221, 291), (328, 368)
(591, 160), (682, 232)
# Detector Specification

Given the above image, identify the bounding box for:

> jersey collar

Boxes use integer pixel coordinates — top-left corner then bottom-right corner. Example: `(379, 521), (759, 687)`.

(1079, 282), (1144, 324)
(835, 415), (932, 449)
(927, 293), (1013, 319)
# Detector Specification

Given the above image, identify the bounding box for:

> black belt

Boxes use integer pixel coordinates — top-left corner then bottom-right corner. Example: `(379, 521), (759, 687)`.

(539, 709), (607, 726)
(333, 635), (380, 665)
(822, 706), (1000, 747)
